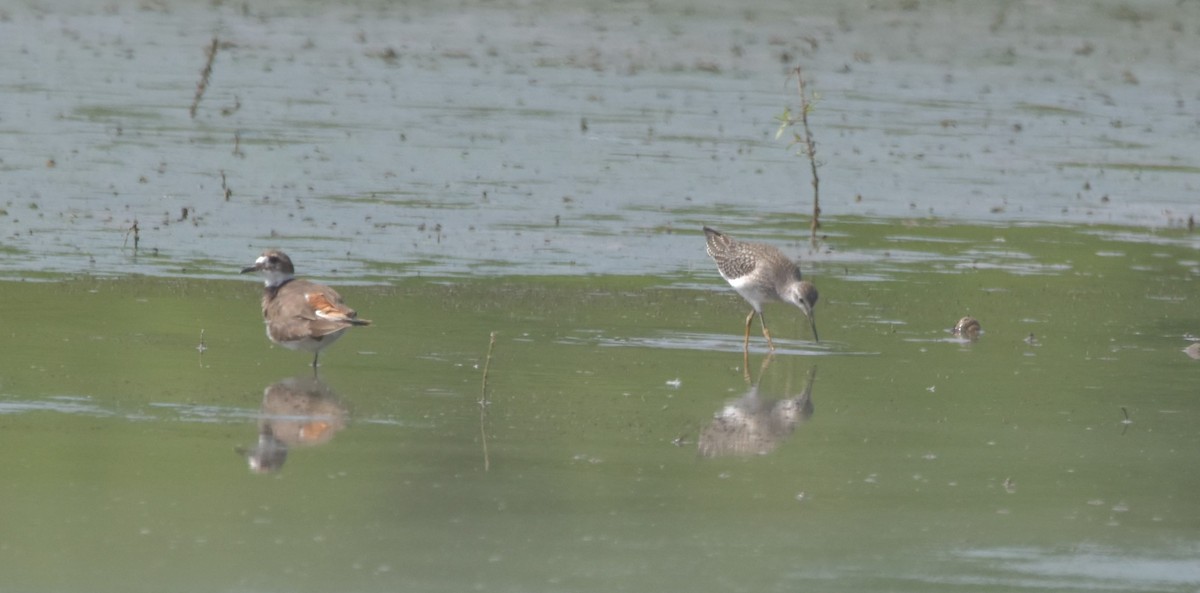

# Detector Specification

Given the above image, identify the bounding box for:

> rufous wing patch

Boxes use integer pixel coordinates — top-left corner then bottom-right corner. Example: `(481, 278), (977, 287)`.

(304, 291), (372, 326)
(298, 420), (333, 444)
(306, 292), (355, 321)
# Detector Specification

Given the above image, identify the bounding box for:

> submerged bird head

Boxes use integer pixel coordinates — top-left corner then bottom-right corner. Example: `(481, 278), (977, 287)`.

(784, 280), (820, 342)
(241, 249), (296, 287)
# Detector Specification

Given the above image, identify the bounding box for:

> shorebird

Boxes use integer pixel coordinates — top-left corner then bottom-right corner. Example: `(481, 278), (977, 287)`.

(952, 316), (981, 340)
(241, 250), (371, 368)
(703, 226), (819, 351)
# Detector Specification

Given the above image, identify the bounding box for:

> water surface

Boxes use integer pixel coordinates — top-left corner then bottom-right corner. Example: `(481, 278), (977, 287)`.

(3, 220), (1199, 591)
(1, 0), (1198, 591)
(1, 0), (1197, 278)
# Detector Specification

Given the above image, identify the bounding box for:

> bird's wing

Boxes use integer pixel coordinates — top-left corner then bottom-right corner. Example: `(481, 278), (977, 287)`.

(704, 228), (759, 280)
(267, 281), (369, 339)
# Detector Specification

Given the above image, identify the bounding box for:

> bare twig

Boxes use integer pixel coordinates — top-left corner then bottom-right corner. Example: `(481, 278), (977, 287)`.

(190, 37), (219, 119)
(775, 66), (823, 249)
(479, 331), (497, 471)
(122, 218), (140, 252)
(220, 170), (232, 201)
(793, 66), (821, 247)
(196, 329), (208, 366)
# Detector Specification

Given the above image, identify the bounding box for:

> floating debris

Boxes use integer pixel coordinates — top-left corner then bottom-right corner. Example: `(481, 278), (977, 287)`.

(1120, 407), (1133, 436)
(190, 36), (219, 119)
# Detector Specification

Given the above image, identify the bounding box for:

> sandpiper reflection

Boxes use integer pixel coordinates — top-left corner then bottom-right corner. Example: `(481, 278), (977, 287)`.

(699, 363), (816, 458)
(236, 376), (348, 473)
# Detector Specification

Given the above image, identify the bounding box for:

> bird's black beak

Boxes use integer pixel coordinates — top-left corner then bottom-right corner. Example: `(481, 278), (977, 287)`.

(240, 264), (260, 274)
(803, 307), (819, 342)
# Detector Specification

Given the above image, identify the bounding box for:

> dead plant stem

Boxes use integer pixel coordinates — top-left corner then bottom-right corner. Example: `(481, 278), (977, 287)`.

(479, 331), (497, 471)
(190, 37), (219, 119)
(793, 66), (821, 248)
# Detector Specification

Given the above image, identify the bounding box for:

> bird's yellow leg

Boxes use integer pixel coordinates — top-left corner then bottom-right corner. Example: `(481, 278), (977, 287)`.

(758, 351), (775, 377)
(743, 309), (756, 352)
(759, 312), (776, 351)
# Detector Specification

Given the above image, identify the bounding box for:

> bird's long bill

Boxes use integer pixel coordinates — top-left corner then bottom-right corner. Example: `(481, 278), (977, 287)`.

(240, 264), (261, 274)
(801, 304), (819, 342)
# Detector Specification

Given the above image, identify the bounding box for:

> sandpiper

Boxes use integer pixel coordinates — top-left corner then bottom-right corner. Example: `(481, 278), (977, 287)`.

(703, 226), (819, 350)
(952, 316), (981, 340)
(241, 250), (371, 368)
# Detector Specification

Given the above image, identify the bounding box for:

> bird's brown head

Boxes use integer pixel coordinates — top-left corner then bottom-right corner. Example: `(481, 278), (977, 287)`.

(241, 250), (296, 286)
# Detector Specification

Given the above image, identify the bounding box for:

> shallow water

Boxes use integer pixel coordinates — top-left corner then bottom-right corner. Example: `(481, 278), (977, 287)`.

(3, 220), (1200, 592)
(1, 0), (1199, 591)
(1, 0), (1198, 279)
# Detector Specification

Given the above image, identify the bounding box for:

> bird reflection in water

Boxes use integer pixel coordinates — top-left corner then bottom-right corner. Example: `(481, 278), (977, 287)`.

(699, 359), (816, 458)
(236, 376), (348, 473)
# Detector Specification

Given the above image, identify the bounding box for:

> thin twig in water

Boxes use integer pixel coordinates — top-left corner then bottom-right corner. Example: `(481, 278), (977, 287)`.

(220, 170), (232, 201)
(122, 218), (140, 252)
(196, 329), (208, 366)
(793, 66), (821, 248)
(190, 36), (219, 119)
(776, 67), (823, 249)
(479, 331), (497, 471)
